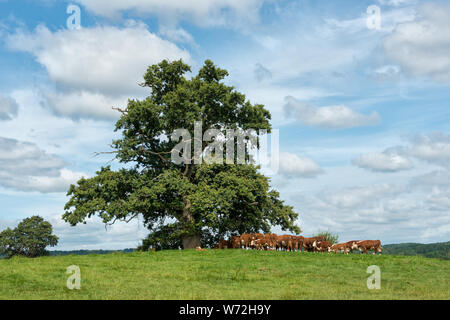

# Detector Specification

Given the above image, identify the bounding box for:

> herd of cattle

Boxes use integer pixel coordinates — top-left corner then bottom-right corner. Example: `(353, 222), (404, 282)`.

(214, 233), (383, 254)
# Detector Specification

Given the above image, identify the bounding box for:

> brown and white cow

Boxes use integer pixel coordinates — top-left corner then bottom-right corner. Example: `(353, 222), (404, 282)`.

(265, 233), (279, 250)
(329, 242), (349, 254)
(254, 233), (279, 250)
(239, 234), (253, 249)
(353, 240), (383, 254)
(303, 236), (326, 252)
(250, 233), (265, 249)
(277, 235), (294, 251)
(343, 240), (362, 253)
(313, 240), (332, 253)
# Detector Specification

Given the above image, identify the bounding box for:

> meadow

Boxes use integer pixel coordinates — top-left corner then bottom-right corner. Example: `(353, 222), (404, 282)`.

(0, 249), (448, 300)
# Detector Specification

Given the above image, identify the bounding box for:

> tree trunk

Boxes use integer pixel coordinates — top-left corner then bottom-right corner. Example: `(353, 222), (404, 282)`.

(182, 234), (202, 249)
(181, 196), (201, 249)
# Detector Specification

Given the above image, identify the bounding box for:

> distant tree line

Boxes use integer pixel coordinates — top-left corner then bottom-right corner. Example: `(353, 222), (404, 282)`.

(48, 249), (135, 256)
(383, 242), (450, 260)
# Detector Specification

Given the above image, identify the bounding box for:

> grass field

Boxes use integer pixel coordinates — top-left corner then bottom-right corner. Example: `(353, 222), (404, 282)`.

(0, 249), (448, 300)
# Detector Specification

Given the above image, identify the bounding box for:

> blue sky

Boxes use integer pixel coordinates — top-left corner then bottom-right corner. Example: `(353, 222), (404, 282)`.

(1, 0), (450, 249)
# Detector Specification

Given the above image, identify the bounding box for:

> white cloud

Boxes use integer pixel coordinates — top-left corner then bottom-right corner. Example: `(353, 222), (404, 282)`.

(0, 137), (87, 193)
(383, 197), (419, 212)
(285, 175), (450, 243)
(353, 148), (413, 172)
(158, 26), (195, 44)
(410, 170), (450, 187)
(44, 90), (125, 120)
(421, 223), (450, 240)
(239, 86), (332, 127)
(408, 133), (450, 168)
(284, 96), (381, 129)
(302, 133), (450, 242)
(373, 65), (401, 79)
(18, 168), (87, 194)
(384, 3), (450, 82)
(251, 3), (416, 80)
(325, 7), (416, 34)
(73, 0), (265, 27)
(319, 183), (402, 210)
(378, 0), (417, 7)
(5, 23), (191, 120)
(278, 152), (323, 178)
(426, 187), (450, 211)
(354, 133), (450, 172)
(0, 95), (18, 120)
(0, 89), (120, 166)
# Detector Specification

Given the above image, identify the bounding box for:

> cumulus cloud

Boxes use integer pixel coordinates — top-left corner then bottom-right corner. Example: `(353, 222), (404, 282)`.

(158, 26), (195, 44)
(284, 96), (381, 129)
(318, 183), (403, 210)
(44, 90), (127, 120)
(408, 133), (450, 168)
(384, 3), (450, 82)
(425, 187), (450, 211)
(0, 95), (18, 120)
(5, 23), (190, 120)
(353, 147), (413, 172)
(0, 137), (86, 193)
(421, 223), (450, 240)
(354, 133), (450, 173)
(291, 177), (450, 243)
(278, 152), (323, 178)
(73, 0), (265, 27)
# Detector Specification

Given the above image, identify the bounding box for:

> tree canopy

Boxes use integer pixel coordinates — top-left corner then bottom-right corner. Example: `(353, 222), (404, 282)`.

(63, 59), (300, 249)
(0, 216), (59, 258)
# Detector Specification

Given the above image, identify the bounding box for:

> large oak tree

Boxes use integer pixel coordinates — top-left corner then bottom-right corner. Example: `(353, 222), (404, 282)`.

(63, 60), (300, 249)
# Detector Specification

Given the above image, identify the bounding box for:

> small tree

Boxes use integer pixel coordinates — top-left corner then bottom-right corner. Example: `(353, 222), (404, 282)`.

(0, 216), (59, 258)
(315, 230), (339, 245)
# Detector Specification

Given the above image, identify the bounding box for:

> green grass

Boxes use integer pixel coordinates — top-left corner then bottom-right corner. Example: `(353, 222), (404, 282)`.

(0, 250), (448, 300)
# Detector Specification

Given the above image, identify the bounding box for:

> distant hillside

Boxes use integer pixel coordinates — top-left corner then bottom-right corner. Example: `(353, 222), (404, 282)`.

(49, 248), (135, 256)
(383, 242), (449, 260)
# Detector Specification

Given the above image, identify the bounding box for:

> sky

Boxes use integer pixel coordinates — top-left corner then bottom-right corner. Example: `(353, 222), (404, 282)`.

(0, 0), (449, 250)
